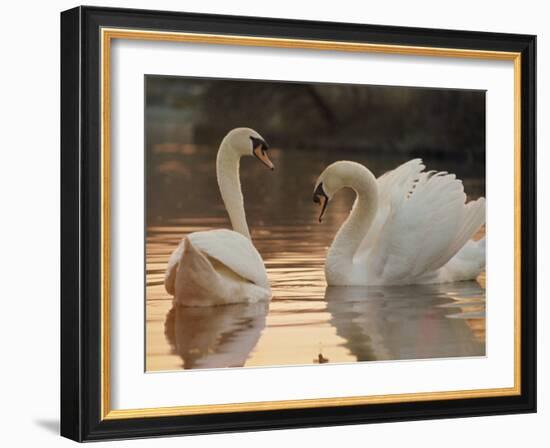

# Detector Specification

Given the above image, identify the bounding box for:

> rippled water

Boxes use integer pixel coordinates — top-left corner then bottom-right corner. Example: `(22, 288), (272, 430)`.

(145, 145), (486, 371)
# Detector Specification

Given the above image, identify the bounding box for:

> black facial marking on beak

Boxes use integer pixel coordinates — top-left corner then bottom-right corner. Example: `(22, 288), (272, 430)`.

(250, 136), (269, 152)
(250, 136), (274, 170)
(313, 182), (329, 223)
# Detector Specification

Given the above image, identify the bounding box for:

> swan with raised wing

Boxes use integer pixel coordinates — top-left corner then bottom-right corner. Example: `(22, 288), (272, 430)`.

(165, 128), (274, 306)
(313, 159), (485, 286)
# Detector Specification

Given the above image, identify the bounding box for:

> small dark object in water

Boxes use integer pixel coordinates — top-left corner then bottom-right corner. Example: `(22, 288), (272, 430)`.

(316, 353), (329, 364)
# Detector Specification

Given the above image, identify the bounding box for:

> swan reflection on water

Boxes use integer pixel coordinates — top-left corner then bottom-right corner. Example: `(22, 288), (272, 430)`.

(324, 281), (485, 362)
(164, 301), (268, 369)
(161, 281), (484, 369)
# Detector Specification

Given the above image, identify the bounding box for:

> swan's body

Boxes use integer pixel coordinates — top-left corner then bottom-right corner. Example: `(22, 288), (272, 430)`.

(313, 159), (485, 286)
(164, 128), (273, 306)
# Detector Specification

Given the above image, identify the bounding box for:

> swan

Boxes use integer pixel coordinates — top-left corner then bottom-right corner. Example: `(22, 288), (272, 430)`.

(313, 159), (486, 286)
(164, 128), (274, 306)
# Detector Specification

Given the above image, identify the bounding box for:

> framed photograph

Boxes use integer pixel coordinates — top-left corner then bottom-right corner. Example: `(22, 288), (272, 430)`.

(61, 6), (536, 441)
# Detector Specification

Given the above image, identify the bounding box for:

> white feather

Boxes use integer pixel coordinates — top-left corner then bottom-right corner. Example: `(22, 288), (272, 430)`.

(319, 159), (486, 286)
(165, 229), (269, 295)
(164, 128), (272, 306)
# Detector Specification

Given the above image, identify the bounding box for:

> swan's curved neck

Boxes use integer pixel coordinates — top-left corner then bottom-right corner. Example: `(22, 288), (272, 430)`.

(328, 170), (378, 266)
(216, 142), (251, 239)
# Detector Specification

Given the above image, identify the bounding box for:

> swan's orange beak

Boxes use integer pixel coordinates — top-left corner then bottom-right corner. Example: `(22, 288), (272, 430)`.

(313, 183), (329, 223)
(253, 145), (275, 170)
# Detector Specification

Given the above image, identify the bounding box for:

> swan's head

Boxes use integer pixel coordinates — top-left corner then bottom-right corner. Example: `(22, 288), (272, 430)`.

(313, 161), (372, 223)
(223, 127), (274, 170)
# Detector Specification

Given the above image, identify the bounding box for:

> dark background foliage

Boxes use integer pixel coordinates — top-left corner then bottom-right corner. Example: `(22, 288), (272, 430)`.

(146, 76), (485, 161)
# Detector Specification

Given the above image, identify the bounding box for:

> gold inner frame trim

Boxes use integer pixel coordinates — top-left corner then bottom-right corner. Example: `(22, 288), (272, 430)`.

(100, 27), (522, 421)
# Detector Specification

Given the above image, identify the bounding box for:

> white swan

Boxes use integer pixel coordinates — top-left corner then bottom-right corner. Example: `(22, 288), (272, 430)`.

(313, 159), (485, 286)
(164, 128), (274, 306)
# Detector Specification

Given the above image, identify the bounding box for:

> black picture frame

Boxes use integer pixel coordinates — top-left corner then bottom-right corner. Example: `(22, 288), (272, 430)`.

(61, 5), (536, 442)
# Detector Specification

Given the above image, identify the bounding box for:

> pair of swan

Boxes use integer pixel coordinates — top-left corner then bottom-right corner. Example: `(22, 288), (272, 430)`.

(164, 128), (486, 306)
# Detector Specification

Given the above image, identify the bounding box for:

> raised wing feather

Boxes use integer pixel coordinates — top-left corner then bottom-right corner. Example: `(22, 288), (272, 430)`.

(367, 165), (483, 283)
(164, 229), (269, 295)
(357, 159), (425, 258)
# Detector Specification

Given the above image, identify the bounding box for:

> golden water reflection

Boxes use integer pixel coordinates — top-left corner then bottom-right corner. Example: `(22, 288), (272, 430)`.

(145, 217), (485, 371)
